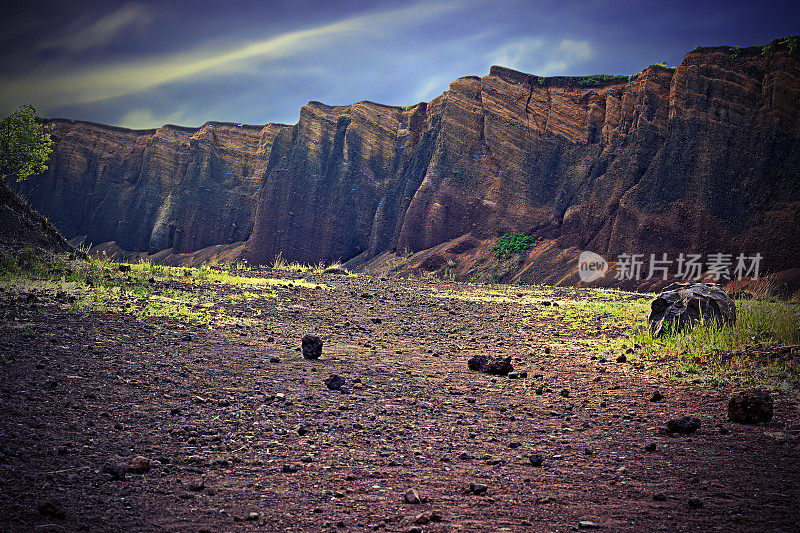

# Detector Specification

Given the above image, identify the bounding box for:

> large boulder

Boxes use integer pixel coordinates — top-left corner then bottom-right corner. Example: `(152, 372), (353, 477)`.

(648, 283), (736, 337)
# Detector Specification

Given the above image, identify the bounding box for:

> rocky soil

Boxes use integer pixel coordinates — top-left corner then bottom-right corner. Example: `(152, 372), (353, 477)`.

(1, 271), (799, 532)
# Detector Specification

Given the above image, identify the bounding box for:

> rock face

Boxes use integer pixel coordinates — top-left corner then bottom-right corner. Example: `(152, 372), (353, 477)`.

(648, 283), (736, 337)
(728, 390), (774, 424)
(15, 40), (800, 284)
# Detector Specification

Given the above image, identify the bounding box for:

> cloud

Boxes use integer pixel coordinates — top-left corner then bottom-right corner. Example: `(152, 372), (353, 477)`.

(116, 108), (188, 130)
(489, 37), (544, 68)
(557, 39), (593, 62)
(487, 37), (594, 76)
(40, 3), (152, 52)
(1, 0), (473, 112)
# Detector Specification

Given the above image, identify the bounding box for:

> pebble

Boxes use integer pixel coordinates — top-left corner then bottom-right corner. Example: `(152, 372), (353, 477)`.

(644, 443), (657, 452)
(325, 375), (346, 391)
(404, 488), (421, 504)
(469, 482), (488, 495)
(688, 497), (704, 509)
(578, 521), (600, 529)
(666, 416), (701, 435)
(37, 500), (65, 519)
(616, 354), (627, 363)
(128, 456), (151, 474)
(528, 454), (543, 467)
(560, 389), (570, 397)
(650, 390), (664, 402)
(282, 464), (299, 473)
(102, 462), (126, 480)
(653, 493), (666, 501)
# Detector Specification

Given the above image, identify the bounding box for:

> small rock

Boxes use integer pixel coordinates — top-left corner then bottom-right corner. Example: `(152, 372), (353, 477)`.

(170, 408), (182, 416)
(584, 447), (593, 456)
(325, 375), (346, 391)
(544, 347), (551, 354)
(727, 390), (773, 424)
(128, 456), (151, 474)
(508, 442), (521, 449)
(578, 521), (600, 529)
(282, 464), (299, 473)
(37, 500), (65, 519)
(370, 318), (382, 324)
(560, 389), (570, 398)
(414, 513), (429, 525)
(666, 416), (701, 435)
(616, 354), (627, 363)
(469, 482), (488, 495)
(653, 493), (666, 501)
(247, 512), (260, 520)
(467, 354), (488, 371)
(688, 497), (704, 509)
(644, 443), (657, 452)
(102, 462), (126, 480)
(468, 354), (513, 375)
(650, 390), (663, 402)
(270, 356), (281, 363)
(302, 334), (323, 359)
(187, 479), (205, 491)
(404, 488), (421, 504)
(529, 454), (543, 467)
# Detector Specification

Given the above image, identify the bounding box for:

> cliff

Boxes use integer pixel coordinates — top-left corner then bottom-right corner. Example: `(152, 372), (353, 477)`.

(14, 38), (800, 289)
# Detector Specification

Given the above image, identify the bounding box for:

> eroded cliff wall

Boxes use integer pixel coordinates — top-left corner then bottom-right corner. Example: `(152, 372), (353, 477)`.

(16, 40), (800, 278)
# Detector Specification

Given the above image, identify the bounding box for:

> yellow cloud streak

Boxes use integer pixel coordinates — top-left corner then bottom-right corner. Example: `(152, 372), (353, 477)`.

(1, 0), (468, 109)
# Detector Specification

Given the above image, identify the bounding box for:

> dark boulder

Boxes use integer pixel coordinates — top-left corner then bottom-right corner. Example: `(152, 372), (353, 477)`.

(728, 390), (773, 424)
(666, 416), (701, 435)
(648, 283), (736, 337)
(467, 354), (513, 376)
(302, 334), (323, 359)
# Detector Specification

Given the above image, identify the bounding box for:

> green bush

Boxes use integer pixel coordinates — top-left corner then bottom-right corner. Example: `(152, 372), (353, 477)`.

(493, 232), (539, 258)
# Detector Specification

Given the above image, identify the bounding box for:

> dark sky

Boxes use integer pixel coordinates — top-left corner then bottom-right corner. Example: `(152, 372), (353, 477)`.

(1, 0), (797, 129)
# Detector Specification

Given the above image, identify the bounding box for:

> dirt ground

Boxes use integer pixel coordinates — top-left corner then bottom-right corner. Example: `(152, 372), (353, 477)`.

(1, 271), (798, 532)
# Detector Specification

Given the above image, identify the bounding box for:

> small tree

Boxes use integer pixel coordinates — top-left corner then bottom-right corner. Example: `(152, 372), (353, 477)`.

(0, 105), (53, 183)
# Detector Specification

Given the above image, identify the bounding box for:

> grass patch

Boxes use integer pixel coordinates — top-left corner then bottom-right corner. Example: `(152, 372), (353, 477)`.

(493, 232), (539, 259)
(628, 298), (800, 386)
(0, 253), (326, 328)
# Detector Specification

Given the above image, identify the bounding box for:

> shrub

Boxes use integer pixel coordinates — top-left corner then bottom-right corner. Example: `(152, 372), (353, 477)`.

(493, 232), (539, 258)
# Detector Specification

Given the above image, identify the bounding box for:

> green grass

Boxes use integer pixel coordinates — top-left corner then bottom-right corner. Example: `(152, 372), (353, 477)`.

(0, 252), (324, 328)
(431, 282), (799, 387)
(627, 298), (800, 386)
(270, 251), (351, 275)
(576, 74), (631, 87)
(493, 232), (540, 259)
